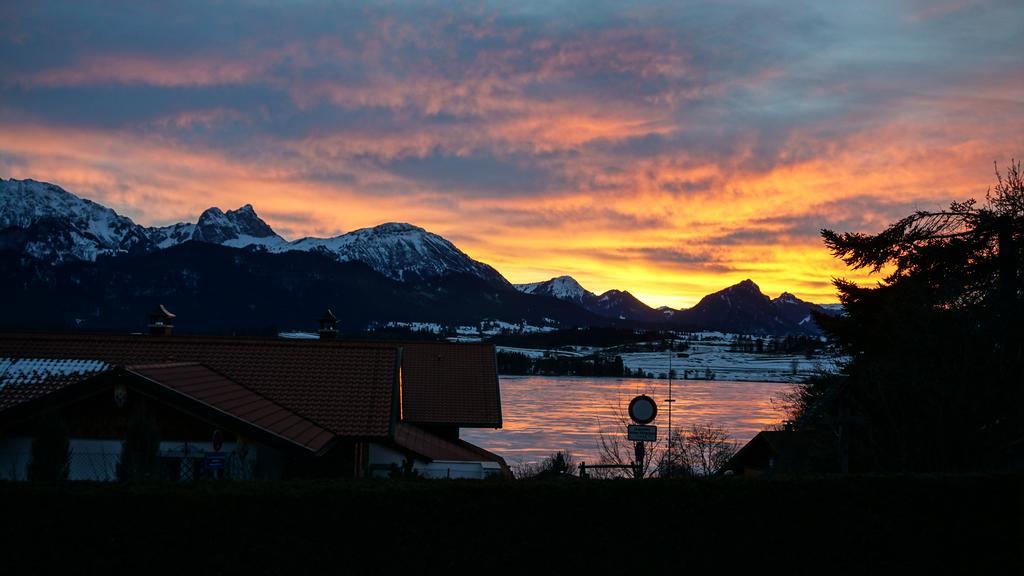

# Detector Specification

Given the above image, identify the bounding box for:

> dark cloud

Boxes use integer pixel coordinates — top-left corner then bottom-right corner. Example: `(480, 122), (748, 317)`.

(610, 246), (736, 274)
(488, 206), (672, 230)
(375, 151), (566, 196)
(697, 195), (954, 249)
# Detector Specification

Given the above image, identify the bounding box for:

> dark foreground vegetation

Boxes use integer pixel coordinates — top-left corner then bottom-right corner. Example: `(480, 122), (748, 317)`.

(792, 160), (1024, 473)
(1, 476), (1020, 573)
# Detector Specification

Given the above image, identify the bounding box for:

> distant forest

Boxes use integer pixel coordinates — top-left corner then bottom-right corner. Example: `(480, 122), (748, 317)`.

(497, 352), (628, 377)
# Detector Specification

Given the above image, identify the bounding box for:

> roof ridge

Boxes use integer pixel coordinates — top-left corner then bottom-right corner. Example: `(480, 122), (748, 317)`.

(0, 330), (496, 348)
(0, 331), (414, 352)
(125, 361), (202, 369)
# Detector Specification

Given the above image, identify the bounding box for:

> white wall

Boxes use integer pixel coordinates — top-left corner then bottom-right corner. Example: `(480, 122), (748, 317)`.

(1, 436), (501, 480)
(0, 437), (260, 481)
(367, 442), (503, 480)
(0, 437), (31, 480)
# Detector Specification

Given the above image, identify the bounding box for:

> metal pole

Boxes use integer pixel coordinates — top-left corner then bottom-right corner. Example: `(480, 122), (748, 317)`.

(668, 342), (672, 456)
(634, 441), (645, 479)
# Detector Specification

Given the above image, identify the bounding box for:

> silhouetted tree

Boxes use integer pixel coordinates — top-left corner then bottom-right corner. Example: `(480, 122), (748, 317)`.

(514, 451), (577, 479)
(796, 160), (1023, 472)
(657, 423), (737, 476)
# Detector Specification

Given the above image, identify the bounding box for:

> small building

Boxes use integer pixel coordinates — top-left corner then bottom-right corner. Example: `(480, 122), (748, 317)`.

(0, 328), (507, 480)
(723, 429), (839, 476)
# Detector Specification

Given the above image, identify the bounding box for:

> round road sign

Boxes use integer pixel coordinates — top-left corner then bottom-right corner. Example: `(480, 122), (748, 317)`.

(628, 394), (658, 424)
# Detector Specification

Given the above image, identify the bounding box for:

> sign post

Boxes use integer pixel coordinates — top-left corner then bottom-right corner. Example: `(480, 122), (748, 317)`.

(627, 394), (658, 479)
(205, 429), (226, 478)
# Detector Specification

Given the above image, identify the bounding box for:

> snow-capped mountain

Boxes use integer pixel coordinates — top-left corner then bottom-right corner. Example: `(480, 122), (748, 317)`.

(514, 276), (594, 304)
(590, 289), (664, 322)
(147, 205), (285, 250)
(0, 178), (507, 286)
(0, 178), (153, 262)
(514, 275), (663, 323)
(1, 177), (844, 334)
(771, 291), (832, 329)
(279, 223), (508, 285)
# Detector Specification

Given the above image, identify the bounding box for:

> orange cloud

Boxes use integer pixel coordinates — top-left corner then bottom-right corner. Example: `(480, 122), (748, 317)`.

(17, 54), (272, 87)
(2, 3), (1021, 310)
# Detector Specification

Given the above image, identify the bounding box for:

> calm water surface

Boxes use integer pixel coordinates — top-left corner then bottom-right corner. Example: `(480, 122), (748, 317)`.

(462, 375), (795, 465)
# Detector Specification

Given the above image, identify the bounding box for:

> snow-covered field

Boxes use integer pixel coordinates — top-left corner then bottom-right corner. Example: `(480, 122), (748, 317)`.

(495, 331), (845, 383)
(618, 349), (840, 383)
(375, 319), (559, 337)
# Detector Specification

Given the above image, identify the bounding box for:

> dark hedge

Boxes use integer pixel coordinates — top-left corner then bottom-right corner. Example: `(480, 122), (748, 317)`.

(1, 475), (1020, 573)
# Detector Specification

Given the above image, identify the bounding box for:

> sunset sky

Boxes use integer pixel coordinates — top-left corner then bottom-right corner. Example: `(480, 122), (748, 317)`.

(1, 1), (1021, 307)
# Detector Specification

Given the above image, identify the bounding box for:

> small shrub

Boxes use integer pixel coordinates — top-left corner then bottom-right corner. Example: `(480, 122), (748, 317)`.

(27, 411), (71, 482)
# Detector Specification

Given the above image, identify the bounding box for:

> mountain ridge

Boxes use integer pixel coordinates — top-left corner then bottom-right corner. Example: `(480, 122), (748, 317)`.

(1, 178), (506, 286)
(1, 177), (839, 334)
(515, 275), (836, 334)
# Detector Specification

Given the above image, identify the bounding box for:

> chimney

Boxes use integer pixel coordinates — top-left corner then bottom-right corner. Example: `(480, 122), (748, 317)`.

(148, 304), (176, 336)
(318, 308), (338, 340)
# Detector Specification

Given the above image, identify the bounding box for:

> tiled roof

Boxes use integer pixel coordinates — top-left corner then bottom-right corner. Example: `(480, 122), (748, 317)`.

(128, 363), (334, 453)
(0, 332), (398, 437)
(0, 333), (505, 436)
(400, 342), (501, 427)
(393, 422), (506, 465)
(0, 357), (110, 411)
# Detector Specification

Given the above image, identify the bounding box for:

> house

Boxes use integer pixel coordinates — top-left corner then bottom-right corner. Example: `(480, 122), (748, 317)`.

(723, 429), (839, 476)
(0, 319), (508, 481)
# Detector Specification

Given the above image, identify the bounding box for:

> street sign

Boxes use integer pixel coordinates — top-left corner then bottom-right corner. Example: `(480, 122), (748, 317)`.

(627, 424), (657, 442)
(628, 394), (658, 424)
(204, 452), (226, 470)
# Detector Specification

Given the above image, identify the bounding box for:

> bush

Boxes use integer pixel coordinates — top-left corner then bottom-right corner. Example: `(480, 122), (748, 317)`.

(27, 411), (71, 482)
(117, 403), (161, 481)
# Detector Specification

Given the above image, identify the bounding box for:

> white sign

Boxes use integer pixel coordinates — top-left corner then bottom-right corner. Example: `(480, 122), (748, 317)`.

(628, 395), (658, 424)
(627, 424), (657, 442)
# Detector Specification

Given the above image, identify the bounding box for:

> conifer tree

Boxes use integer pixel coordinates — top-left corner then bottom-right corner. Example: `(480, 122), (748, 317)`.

(797, 160), (1023, 471)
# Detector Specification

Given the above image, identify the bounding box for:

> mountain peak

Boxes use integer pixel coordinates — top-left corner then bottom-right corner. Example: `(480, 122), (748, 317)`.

(515, 275), (593, 302)
(365, 222), (424, 234)
(193, 204), (279, 244)
(0, 177), (150, 262)
(774, 291), (801, 304)
(733, 278), (760, 290)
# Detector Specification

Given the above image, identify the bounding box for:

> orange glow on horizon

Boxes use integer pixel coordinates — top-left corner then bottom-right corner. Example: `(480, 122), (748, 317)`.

(1, 113), (1015, 308)
(2, 3), (1020, 310)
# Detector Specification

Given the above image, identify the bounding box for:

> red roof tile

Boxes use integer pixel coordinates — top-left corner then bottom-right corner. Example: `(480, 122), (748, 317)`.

(400, 342), (501, 427)
(128, 363), (333, 453)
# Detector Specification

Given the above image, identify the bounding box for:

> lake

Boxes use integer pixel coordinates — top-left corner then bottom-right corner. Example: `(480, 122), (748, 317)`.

(462, 375), (796, 466)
